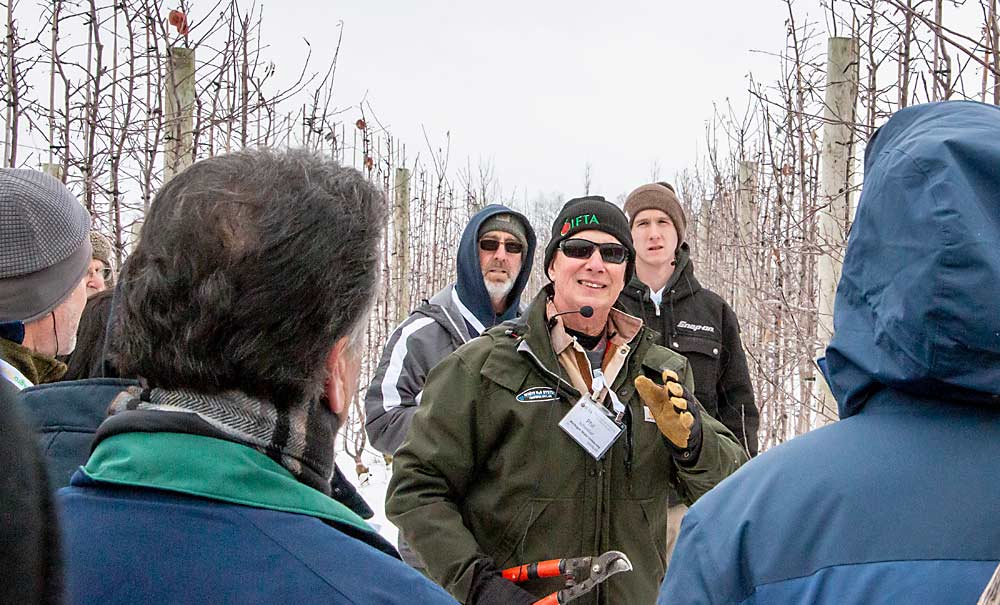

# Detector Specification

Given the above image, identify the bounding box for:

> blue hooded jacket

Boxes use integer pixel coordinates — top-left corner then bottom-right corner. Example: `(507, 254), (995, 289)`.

(658, 101), (1000, 604)
(453, 204), (536, 333)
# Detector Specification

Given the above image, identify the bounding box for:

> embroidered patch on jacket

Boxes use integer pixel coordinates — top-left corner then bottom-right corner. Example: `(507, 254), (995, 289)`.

(677, 320), (715, 334)
(516, 387), (559, 403)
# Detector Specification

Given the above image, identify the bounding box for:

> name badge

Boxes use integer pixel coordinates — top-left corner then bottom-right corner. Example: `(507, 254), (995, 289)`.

(0, 358), (33, 391)
(559, 395), (624, 460)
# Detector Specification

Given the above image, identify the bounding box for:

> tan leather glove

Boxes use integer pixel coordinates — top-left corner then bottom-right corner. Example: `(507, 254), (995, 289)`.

(635, 369), (700, 449)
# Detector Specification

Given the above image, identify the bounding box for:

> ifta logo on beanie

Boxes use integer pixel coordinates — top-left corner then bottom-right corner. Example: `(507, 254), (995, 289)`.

(560, 213), (599, 236)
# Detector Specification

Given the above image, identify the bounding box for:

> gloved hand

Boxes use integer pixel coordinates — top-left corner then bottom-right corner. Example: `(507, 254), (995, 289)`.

(635, 369), (703, 456)
(470, 563), (538, 605)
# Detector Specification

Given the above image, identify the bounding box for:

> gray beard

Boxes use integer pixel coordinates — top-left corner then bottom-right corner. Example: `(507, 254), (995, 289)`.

(484, 278), (514, 309)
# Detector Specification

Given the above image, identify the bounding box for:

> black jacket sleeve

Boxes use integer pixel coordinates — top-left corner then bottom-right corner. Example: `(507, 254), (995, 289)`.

(715, 303), (759, 456)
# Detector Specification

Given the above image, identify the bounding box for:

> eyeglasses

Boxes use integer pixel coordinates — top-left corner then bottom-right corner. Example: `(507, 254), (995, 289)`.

(479, 238), (524, 255)
(558, 238), (629, 264)
(89, 264), (114, 282)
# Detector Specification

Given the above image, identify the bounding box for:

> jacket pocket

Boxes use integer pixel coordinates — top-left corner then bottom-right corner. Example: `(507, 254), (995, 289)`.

(603, 498), (668, 603)
(668, 334), (721, 414)
(491, 498), (588, 574)
(638, 498), (668, 571)
(490, 498), (551, 567)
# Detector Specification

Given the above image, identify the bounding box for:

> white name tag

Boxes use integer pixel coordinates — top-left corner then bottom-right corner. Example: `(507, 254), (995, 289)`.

(559, 395), (624, 460)
(643, 405), (657, 423)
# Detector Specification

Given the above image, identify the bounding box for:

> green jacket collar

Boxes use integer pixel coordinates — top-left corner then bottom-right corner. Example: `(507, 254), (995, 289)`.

(83, 431), (373, 534)
(517, 291), (562, 373)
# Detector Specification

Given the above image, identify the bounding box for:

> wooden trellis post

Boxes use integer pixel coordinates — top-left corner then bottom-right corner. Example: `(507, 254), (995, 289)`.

(816, 36), (859, 424)
(394, 167), (411, 324)
(736, 160), (757, 317)
(41, 163), (63, 181)
(164, 47), (195, 182)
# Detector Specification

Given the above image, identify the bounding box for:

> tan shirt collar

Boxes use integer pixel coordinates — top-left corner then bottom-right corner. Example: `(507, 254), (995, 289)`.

(546, 300), (643, 398)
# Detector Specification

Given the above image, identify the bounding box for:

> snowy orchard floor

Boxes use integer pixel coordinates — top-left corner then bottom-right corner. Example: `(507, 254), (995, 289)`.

(335, 446), (398, 546)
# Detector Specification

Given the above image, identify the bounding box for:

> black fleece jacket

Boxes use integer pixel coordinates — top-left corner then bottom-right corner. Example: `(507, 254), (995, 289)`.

(617, 244), (759, 457)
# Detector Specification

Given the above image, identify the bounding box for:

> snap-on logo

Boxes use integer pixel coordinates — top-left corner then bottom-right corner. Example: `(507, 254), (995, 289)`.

(677, 321), (715, 334)
(516, 387), (559, 402)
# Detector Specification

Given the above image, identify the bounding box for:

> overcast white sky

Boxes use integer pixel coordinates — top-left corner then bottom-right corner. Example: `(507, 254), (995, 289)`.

(259, 1), (818, 202)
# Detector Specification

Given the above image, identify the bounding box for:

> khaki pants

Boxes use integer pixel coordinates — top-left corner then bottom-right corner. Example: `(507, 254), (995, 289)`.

(664, 503), (688, 571)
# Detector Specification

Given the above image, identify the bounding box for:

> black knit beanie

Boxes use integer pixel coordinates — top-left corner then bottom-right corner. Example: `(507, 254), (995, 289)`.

(544, 195), (635, 283)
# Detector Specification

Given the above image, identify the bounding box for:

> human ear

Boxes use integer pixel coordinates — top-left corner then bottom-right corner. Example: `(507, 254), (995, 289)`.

(323, 336), (352, 415)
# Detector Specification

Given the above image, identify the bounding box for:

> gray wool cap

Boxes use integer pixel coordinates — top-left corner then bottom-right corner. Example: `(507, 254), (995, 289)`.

(478, 212), (528, 247)
(0, 169), (92, 323)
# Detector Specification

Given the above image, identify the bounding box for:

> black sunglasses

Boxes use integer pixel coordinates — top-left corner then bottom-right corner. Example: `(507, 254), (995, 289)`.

(479, 238), (524, 254)
(558, 238), (628, 264)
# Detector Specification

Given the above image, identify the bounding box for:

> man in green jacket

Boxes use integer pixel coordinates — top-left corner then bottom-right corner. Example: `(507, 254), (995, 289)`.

(387, 196), (747, 605)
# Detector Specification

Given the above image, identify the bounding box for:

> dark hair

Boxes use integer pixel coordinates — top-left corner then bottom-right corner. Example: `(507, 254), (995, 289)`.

(113, 149), (385, 405)
(63, 289), (117, 380)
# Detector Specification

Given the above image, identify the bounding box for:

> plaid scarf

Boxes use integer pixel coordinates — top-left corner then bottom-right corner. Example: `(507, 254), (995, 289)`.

(109, 386), (338, 495)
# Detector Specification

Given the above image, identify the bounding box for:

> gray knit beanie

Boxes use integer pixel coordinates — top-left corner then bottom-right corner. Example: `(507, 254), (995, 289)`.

(478, 213), (528, 247)
(0, 169), (92, 322)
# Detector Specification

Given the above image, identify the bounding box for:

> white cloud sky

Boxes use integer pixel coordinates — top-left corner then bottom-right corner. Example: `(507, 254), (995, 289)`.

(258, 1), (812, 201)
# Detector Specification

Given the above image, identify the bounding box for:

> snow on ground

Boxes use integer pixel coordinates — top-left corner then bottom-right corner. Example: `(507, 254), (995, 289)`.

(336, 447), (397, 546)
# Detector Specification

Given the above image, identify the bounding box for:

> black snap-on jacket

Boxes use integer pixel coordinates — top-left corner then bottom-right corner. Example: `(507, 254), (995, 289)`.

(617, 243), (759, 458)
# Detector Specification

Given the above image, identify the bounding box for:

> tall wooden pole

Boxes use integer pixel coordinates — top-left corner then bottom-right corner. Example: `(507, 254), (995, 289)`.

(696, 199), (711, 260)
(394, 167), (411, 324)
(164, 47), (195, 182)
(816, 37), (859, 424)
(735, 160), (756, 317)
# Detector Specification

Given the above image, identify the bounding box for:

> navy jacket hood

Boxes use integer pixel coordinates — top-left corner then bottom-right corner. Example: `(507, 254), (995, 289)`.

(454, 204), (537, 330)
(825, 100), (1000, 418)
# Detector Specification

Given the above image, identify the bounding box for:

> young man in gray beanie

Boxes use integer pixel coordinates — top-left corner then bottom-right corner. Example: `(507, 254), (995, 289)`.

(0, 168), (91, 389)
(387, 195), (746, 604)
(620, 182), (758, 566)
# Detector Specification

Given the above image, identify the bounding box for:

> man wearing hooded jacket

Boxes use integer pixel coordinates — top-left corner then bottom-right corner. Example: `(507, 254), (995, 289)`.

(366, 204), (537, 454)
(387, 196), (746, 604)
(366, 204), (536, 567)
(658, 101), (1000, 604)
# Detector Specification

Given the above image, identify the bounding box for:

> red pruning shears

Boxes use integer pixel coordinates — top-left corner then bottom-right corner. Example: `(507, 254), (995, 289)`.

(502, 550), (633, 604)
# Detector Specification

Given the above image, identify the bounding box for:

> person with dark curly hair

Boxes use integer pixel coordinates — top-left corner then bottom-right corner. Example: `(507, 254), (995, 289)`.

(56, 149), (455, 604)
